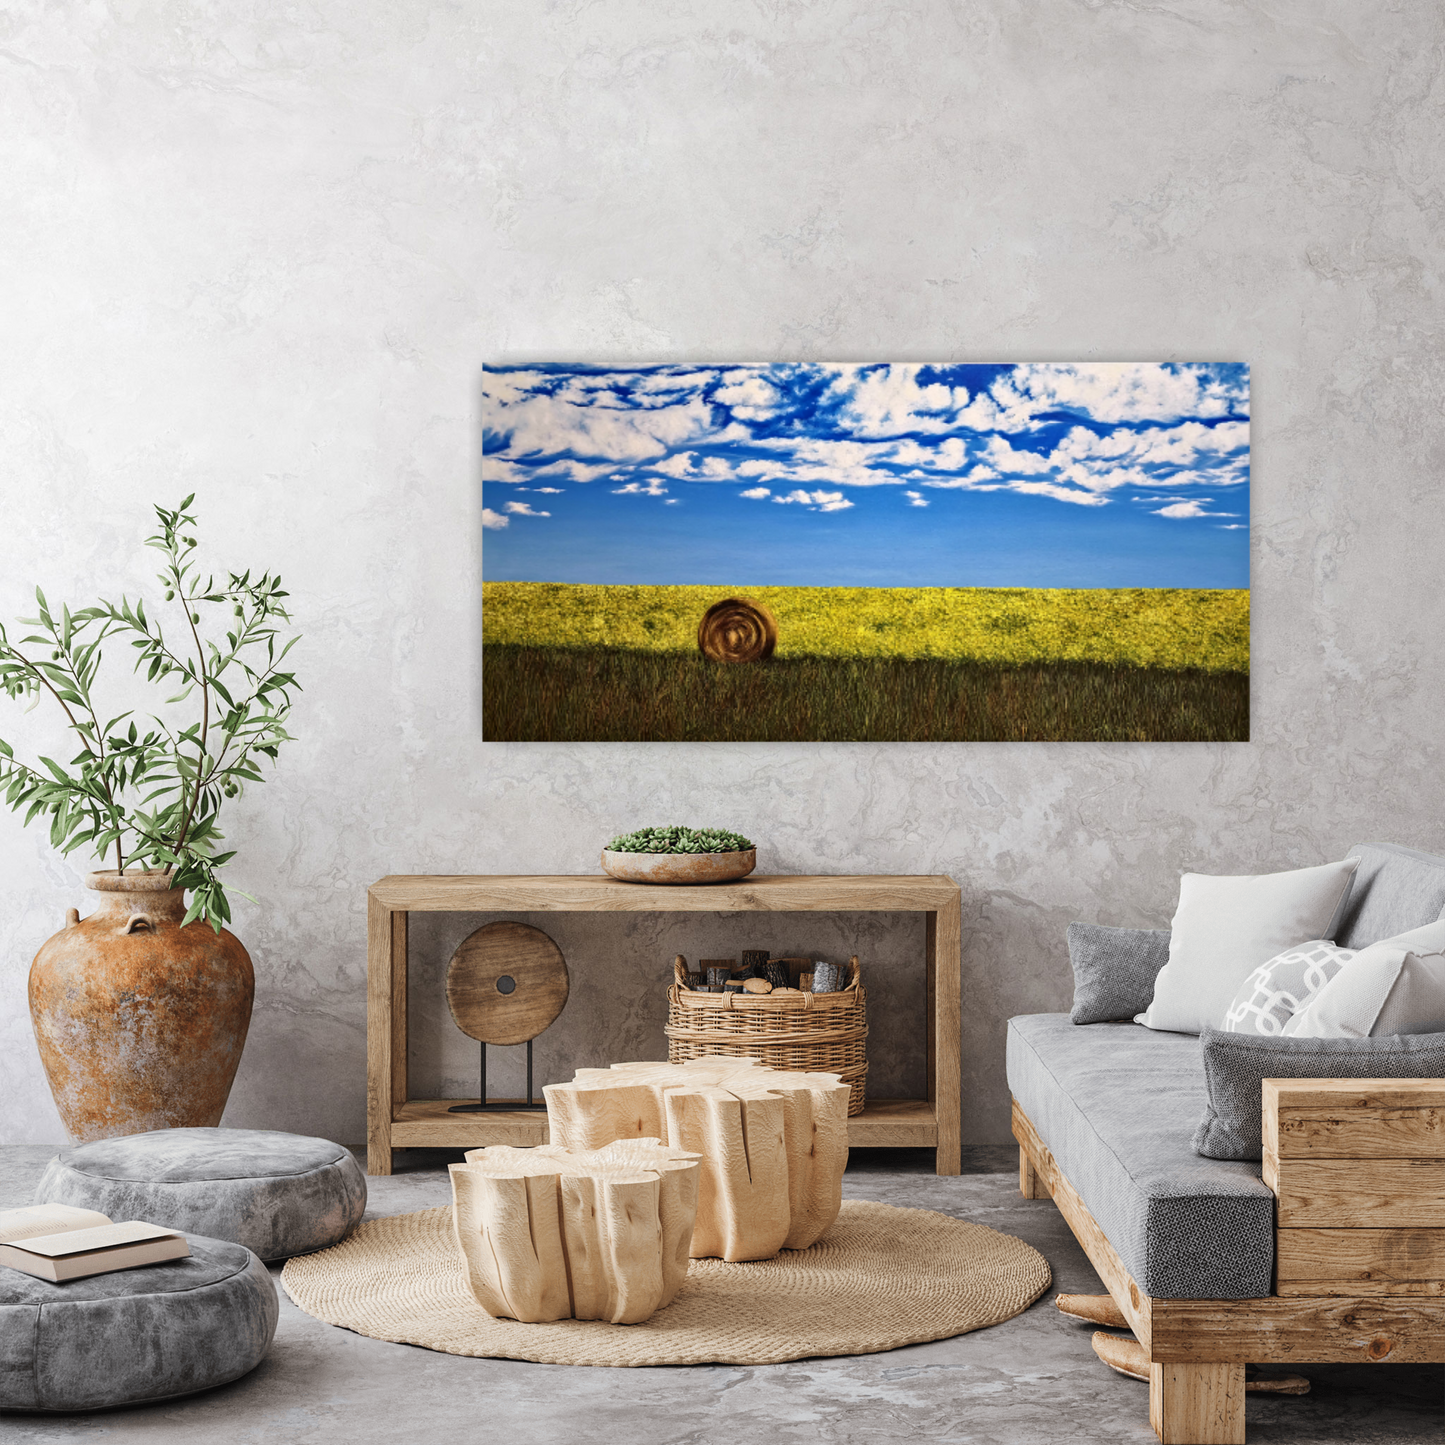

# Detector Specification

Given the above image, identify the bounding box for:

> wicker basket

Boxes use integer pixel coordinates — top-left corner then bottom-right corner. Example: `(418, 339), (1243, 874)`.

(665, 955), (868, 1115)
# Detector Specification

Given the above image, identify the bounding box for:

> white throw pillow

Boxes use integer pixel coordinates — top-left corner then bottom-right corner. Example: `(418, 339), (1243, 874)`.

(1283, 920), (1445, 1038)
(1135, 858), (1360, 1035)
(1220, 940), (1356, 1036)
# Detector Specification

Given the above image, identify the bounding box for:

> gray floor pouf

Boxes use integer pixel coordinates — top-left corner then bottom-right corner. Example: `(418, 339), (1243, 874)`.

(35, 1128), (367, 1262)
(0, 1236), (277, 1412)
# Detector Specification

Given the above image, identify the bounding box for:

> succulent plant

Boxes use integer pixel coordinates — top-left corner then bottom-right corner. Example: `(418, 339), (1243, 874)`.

(605, 825), (753, 855)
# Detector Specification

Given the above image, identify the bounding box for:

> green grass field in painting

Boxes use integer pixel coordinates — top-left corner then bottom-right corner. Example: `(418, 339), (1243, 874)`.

(481, 583), (1250, 742)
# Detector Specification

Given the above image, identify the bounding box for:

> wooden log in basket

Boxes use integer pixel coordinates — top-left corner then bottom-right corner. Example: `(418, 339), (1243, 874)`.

(450, 1140), (700, 1324)
(544, 1057), (850, 1261)
(739, 950), (769, 978)
(762, 960), (790, 990)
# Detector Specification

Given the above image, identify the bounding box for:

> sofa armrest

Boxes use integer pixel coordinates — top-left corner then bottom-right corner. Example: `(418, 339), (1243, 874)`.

(1262, 1078), (1445, 1296)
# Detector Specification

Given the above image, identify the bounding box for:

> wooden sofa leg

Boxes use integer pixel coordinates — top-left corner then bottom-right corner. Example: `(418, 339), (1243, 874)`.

(1019, 1145), (1051, 1199)
(1149, 1363), (1245, 1445)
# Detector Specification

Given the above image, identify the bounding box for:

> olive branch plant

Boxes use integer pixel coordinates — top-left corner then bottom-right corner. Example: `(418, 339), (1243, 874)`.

(0, 496), (299, 932)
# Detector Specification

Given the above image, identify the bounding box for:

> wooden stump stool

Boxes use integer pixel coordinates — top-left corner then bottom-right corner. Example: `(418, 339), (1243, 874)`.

(545, 1057), (851, 1262)
(449, 1139), (700, 1324)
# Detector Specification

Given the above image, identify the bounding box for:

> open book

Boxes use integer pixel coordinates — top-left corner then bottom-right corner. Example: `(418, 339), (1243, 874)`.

(0, 1203), (189, 1283)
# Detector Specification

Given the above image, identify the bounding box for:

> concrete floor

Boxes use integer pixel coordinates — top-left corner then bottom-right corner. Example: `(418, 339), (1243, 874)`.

(2, 1145), (1440, 1443)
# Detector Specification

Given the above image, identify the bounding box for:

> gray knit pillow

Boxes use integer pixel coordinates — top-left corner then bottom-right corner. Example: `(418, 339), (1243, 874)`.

(1068, 924), (1172, 1025)
(1193, 1028), (1445, 1160)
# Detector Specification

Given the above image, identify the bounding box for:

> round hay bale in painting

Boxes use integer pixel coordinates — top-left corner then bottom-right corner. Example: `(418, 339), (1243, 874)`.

(697, 597), (778, 664)
(281, 1199), (1051, 1367)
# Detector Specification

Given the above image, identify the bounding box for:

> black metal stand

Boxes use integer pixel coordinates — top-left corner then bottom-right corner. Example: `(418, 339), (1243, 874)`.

(448, 1039), (537, 1113)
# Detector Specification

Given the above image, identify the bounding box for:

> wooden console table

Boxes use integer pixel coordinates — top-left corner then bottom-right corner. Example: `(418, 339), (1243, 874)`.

(366, 873), (962, 1177)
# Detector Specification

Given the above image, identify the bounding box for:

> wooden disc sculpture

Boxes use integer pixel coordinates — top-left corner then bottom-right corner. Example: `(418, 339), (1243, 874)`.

(446, 921), (568, 1047)
(450, 1141), (700, 1324)
(544, 1057), (850, 1262)
(697, 597), (778, 664)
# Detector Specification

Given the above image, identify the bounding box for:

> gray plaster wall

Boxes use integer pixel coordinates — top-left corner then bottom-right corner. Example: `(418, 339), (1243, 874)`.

(2, 2), (1442, 1146)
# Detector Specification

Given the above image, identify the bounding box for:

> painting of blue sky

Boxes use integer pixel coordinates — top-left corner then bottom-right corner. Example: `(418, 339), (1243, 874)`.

(482, 362), (1248, 588)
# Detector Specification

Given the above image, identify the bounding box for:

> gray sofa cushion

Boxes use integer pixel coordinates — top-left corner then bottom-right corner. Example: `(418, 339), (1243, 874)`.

(0, 1235), (276, 1412)
(35, 1128), (366, 1262)
(1068, 924), (1171, 1024)
(1193, 1027), (1445, 1160)
(1334, 841), (1445, 948)
(1007, 1013), (1275, 1299)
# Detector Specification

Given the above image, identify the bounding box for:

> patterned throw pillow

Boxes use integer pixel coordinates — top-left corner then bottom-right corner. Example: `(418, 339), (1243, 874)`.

(1219, 940), (1356, 1036)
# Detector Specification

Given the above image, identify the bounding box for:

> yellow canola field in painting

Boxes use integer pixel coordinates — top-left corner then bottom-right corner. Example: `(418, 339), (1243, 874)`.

(482, 583), (1250, 673)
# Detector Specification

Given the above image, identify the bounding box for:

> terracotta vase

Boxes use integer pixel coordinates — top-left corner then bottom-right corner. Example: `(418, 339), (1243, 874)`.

(28, 870), (255, 1143)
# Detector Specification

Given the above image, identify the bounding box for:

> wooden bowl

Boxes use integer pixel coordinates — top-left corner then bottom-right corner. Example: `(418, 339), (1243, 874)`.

(600, 848), (756, 885)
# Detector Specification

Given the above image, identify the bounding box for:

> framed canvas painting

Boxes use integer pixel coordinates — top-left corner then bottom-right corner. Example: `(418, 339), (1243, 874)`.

(481, 363), (1249, 742)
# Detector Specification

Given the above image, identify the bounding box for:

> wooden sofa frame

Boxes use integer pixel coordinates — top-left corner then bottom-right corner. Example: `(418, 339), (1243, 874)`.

(1013, 1079), (1445, 1445)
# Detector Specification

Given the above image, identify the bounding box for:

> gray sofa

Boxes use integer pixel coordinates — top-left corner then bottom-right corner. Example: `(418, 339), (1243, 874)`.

(1007, 841), (1445, 1304)
(1008, 842), (1445, 1443)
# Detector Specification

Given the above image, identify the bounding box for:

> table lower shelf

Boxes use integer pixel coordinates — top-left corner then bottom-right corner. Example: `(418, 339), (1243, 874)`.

(388, 1097), (939, 1152)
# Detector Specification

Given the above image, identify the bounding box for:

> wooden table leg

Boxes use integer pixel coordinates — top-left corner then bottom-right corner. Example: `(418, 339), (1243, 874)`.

(928, 899), (962, 1175)
(1149, 1363), (1245, 1445)
(390, 911), (408, 1114)
(366, 893), (397, 1175)
(1020, 1144), (1051, 1199)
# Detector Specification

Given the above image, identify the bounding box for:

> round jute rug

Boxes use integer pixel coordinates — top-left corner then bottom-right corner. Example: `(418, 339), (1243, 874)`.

(281, 1200), (1051, 1367)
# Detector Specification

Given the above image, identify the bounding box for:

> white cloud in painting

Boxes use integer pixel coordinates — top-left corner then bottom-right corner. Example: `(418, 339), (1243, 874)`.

(664, 499), (680, 505)
(653, 452), (735, 481)
(742, 438), (907, 489)
(1153, 500), (1233, 519)
(713, 370), (782, 419)
(994, 363), (1248, 425)
(532, 486), (563, 494)
(629, 369), (717, 397)
(481, 508), (509, 529)
(482, 364), (1249, 528)
(831, 365), (967, 437)
(496, 392), (714, 462)
(482, 456), (529, 483)
(653, 452), (699, 478)
(979, 436), (1055, 476)
(504, 501), (551, 517)
(1051, 420), (1248, 485)
(484, 454), (616, 485)
(772, 489), (854, 512)
(481, 369), (552, 407)
(919, 462), (1008, 491)
(1011, 480), (1110, 506)
(889, 436), (971, 471)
